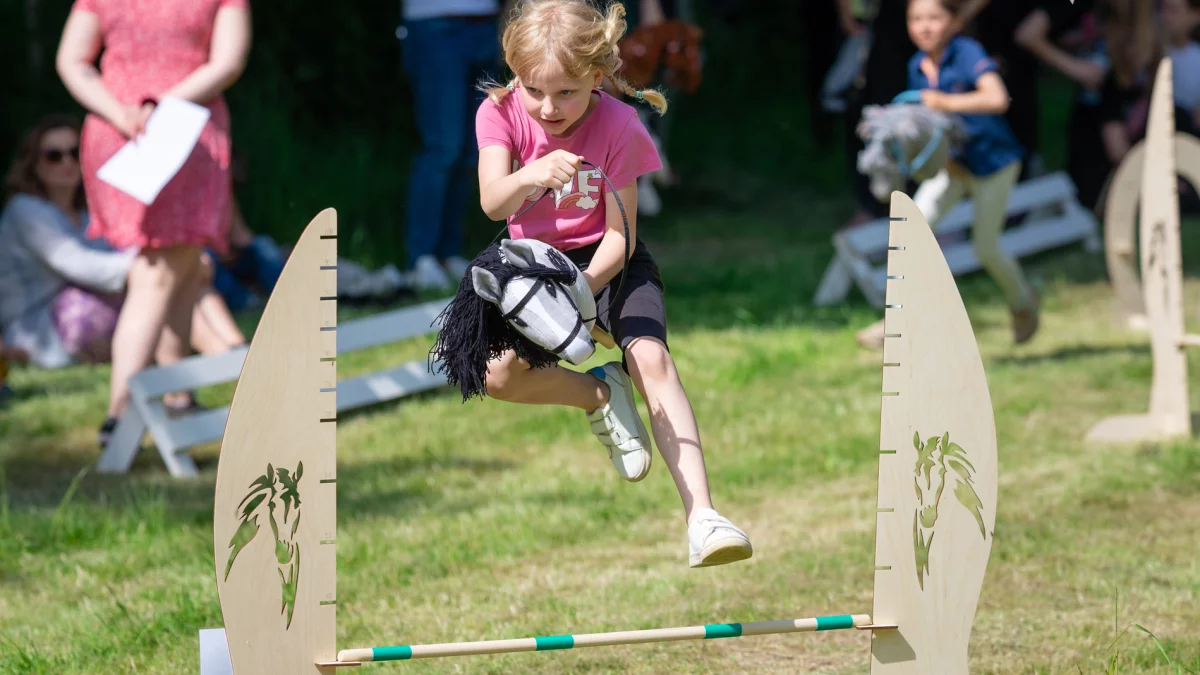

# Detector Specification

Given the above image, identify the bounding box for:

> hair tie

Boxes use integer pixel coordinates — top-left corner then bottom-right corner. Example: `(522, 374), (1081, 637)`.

(635, 90), (644, 101)
(507, 81), (515, 90)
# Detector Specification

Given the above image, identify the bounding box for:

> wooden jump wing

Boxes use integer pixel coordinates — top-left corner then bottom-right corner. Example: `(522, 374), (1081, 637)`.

(1088, 58), (1193, 443)
(1103, 133), (1200, 330)
(870, 192), (999, 674)
(1140, 60), (1191, 439)
(213, 209), (339, 674)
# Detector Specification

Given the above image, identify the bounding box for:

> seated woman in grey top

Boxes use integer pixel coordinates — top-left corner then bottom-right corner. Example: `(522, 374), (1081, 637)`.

(0, 115), (245, 372)
(0, 116), (134, 369)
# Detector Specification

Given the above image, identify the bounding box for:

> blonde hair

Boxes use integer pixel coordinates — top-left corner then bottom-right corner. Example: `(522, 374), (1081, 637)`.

(482, 0), (668, 115)
(1099, 0), (1161, 87)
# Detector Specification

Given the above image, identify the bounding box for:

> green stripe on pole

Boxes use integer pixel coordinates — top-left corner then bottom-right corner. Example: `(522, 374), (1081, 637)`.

(704, 623), (743, 639)
(535, 635), (575, 651)
(815, 615), (855, 631)
(372, 645), (413, 661)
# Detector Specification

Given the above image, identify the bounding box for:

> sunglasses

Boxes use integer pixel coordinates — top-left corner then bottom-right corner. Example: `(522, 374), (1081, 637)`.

(41, 146), (80, 164)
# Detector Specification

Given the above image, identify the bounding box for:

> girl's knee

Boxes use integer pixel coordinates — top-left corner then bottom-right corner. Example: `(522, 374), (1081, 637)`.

(971, 237), (1005, 266)
(134, 247), (203, 290)
(484, 351), (524, 400)
(626, 338), (673, 385)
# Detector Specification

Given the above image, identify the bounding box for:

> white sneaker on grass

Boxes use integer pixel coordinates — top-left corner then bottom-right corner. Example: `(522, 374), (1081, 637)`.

(442, 255), (471, 282)
(688, 508), (753, 568)
(586, 362), (652, 482)
(412, 254), (452, 290)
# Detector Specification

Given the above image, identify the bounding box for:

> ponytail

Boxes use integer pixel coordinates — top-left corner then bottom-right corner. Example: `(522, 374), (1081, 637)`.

(483, 0), (670, 115)
(479, 77), (520, 105)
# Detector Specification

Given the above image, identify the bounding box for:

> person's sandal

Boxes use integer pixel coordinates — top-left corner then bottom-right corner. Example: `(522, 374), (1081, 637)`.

(164, 393), (208, 419)
(97, 416), (118, 450)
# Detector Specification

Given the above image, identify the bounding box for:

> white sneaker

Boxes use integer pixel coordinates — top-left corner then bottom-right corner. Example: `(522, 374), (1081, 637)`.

(687, 508), (753, 568)
(412, 254), (452, 290)
(377, 264), (405, 292)
(442, 255), (471, 282)
(586, 362), (652, 482)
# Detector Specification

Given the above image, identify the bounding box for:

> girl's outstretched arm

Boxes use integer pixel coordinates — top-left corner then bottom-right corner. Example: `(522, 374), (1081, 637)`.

(479, 146), (533, 221)
(583, 183), (638, 294)
(478, 146), (583, 221)
(161, 5), (252, 105)
(923, 72), (1010, 115)
(951, 0), (991, 34)
(56, 9), (131, 136)
(1014, 9), (1106, 90)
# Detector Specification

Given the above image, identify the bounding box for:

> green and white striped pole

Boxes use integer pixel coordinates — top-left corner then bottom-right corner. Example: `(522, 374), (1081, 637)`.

(332, 614), (875, 664)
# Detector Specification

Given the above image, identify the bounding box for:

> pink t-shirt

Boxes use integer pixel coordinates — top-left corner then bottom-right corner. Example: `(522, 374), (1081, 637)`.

(475, 90), (662, 250)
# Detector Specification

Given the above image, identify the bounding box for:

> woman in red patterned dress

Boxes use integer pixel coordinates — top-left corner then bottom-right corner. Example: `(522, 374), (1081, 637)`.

(56, 0), (251, 447)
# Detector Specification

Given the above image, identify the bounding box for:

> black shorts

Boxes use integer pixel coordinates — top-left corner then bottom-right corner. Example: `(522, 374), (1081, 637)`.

(562, 238), (669, 355)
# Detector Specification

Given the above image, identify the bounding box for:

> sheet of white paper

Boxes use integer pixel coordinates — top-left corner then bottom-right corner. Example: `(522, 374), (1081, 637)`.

(198, 628), (234, 675)
(96, 96), (211, 205)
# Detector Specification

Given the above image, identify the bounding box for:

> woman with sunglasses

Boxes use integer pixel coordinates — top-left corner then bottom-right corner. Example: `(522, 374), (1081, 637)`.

(0, 115), (132, 371)
(55, 0), (251, 446)
(0, 116), (247, 442)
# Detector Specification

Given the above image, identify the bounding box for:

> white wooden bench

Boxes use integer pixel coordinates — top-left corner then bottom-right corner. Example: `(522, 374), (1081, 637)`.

(813, 172), (1101, 307)
(94, 297), (452, 478)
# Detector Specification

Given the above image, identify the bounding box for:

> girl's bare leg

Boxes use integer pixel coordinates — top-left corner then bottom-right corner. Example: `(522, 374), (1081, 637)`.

(106, 246), (202, 418)
(485, 350), (609, 411)
(189, 288), (247, 354)
(624, 337), (714, 523)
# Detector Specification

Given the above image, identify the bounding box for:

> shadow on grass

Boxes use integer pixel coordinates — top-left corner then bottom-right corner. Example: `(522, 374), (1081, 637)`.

(991, 342), (1150, 367)
(0, 391), (512, 535)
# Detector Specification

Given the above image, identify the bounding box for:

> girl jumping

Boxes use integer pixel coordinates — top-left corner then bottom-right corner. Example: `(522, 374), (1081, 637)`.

(472, 0), (752, 568)
(858, 0), (1038, 349)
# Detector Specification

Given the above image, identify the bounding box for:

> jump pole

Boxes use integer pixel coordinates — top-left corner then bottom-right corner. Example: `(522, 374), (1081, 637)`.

(330, 615), (872, 664)
(212, 190), (998, 673)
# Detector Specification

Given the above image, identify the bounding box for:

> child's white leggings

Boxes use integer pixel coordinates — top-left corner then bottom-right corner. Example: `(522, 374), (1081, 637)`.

(913, 160), (1036, 311)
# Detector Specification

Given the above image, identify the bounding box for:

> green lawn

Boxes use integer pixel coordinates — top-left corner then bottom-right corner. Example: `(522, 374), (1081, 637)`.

(2, 189), (1199, 674)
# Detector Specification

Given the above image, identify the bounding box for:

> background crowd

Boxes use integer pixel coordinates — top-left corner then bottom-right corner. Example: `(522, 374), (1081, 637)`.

(1, 0), (1198, 438)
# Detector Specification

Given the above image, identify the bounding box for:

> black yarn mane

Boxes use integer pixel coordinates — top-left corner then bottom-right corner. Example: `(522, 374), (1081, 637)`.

(429, 243), (580, 401)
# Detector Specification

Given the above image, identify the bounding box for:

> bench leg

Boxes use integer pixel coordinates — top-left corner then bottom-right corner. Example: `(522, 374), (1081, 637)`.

(1067, 201), (1103, 253)
(94, 407), (148, 474)
(139, 400), (200, 479)
(159, 445), (200, 479)
(812, 256), (853, 306)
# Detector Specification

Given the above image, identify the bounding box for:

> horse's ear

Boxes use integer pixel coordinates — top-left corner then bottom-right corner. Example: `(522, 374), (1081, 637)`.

(471, 267), (504, 305)
(500, 238), (540, 269)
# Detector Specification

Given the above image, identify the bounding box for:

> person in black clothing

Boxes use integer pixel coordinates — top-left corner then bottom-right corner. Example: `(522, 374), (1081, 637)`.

(840, 0), (918, 228)
(971, 0), (1045, 177)
(806, 1), (844, 151)
(1014, 0), (1169, 211)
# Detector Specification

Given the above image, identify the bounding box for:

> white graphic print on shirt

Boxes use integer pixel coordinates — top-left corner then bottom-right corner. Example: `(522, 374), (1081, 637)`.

(514, 159), (602, 210)
(554, 169), (602, 210)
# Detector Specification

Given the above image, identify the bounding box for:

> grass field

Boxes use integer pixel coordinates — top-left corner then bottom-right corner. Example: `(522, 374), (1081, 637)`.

(2, 183), (1199, 674)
